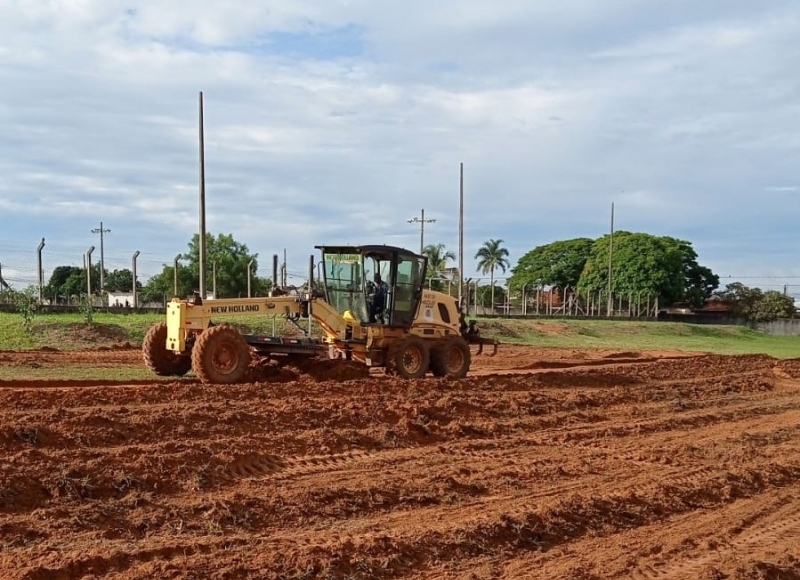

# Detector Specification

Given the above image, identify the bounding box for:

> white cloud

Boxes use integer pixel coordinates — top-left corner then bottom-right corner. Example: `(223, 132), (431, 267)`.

(1, 0), (800, 290)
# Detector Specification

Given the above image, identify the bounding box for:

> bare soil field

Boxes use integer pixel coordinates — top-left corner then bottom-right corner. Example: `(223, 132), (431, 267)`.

(1, 344), (800, 579)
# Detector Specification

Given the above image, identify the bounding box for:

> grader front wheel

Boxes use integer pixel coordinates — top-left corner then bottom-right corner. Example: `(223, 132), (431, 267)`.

(142, 322), (192, 377)
(191, 325), (251, 384)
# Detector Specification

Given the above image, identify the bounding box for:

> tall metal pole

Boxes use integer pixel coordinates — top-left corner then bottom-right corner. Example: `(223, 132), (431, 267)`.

(407, 209), (436, 255)
(86, 246), (95, 297)
(132, 251), (140, 307)
(91, 222), (111, 292)
(174, 254), (181, 296)
(607, 202), (614, 315)
(458, 163), (464, 309)
(37, 238), (45, 303)
(199, 91), (207, 299)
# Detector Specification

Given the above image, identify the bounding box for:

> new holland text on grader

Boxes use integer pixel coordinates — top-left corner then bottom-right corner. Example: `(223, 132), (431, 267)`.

(142, 244), (499, 384)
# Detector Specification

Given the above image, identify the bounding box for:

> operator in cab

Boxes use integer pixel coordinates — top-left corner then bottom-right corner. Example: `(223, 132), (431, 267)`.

(368, 272), (389, 323)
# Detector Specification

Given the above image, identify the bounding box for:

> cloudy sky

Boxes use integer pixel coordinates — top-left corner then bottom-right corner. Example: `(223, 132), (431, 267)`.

(2, 0), (800, 293)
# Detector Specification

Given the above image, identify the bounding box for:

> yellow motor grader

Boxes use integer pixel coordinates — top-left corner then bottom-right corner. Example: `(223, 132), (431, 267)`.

(142, 244), (498, 384)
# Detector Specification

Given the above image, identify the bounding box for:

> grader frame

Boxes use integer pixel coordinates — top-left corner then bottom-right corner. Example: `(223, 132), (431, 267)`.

(143, 244), (498, 384)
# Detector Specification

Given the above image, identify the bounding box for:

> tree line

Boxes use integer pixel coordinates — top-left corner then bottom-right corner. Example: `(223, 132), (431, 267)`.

(41, 233), (272, 305)
(506, 233), (794, 321)
(31, 230), (797, 321)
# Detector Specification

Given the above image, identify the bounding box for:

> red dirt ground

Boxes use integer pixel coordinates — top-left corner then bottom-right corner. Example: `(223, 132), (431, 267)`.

(1, 344), (800, 579)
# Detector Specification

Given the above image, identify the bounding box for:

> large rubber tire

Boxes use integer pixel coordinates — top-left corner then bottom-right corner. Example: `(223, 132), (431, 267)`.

(191, 325), (251, 384)
(430, 336), (471, 379)
(142, 322), (192, 377)
(387, 335), (430, 379)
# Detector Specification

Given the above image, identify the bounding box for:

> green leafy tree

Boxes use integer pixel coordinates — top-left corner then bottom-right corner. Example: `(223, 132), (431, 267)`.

(578, 232), (708, 306)
(44, 265), (79, 302)
(141, 265), (197, 305)
(142, 232), (269, 302)
(423, 243), (456, 291)
(664, 238), (720, 308)
(475, 239), (511, 310)
(752, 290), (796, 321)
(476, 284), (507, 310)
(104, 269), (141, 293)
(186, 233), (265, 298)
(713, 282), (795, 322)
(509, 238), (593, 292)
(44, 264), (104, 303)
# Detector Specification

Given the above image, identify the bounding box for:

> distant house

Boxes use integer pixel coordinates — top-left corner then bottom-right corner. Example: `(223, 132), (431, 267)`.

(658, 297), (736, 320)
(107, 291), (135, 307)
(696, 297), (735, 315)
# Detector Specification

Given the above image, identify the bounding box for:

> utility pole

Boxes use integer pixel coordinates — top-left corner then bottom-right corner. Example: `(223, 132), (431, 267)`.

(0, 263), (9, 290)
(132, 251), (140, 308)
(407, 208), (436, 255)
(607, 202), (614, 316)
(91, 222), (110, 293)
(458, 163), (464, 308)
(198, 91), (207, 299)
(86, 246), (95, 297)
(37, 238), (45, 304)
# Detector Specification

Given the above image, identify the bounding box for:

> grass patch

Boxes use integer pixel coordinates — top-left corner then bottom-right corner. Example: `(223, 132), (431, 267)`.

(1, 311), (797, 359)
(0, 365), (164, 382)
(0, 311), (311, 352)
(476, 318), (800, 359)
(0, 312), (162, 351)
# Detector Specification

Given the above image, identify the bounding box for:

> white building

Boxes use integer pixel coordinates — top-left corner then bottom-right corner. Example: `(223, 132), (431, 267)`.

(107, 291), (135, 307)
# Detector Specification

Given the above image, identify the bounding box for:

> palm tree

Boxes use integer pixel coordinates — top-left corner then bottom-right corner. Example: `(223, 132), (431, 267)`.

(475, 239), (510, 311)
(423, 243), (456, 291)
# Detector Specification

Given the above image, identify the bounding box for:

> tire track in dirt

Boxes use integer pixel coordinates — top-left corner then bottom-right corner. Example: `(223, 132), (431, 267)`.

(628, 496), (800, 579)
(2, 373), (796, 518)
(3, 349), (800, 579)
(112, 460), (800, 579)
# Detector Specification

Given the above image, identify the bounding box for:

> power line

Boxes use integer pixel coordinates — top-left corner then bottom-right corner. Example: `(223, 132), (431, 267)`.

(91, 222), (111, 292)
(407, 209), (436, 255)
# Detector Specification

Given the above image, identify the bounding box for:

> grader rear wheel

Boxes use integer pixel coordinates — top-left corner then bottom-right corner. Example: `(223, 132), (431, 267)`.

(142, 322), (192, 376)
(191, 325), (251, 384)
(387, 335), (430, 379)
(430, 336), (471, 378)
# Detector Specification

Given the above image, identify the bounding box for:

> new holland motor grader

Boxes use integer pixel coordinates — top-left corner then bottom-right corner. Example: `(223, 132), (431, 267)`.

(142, 244), (498, 384)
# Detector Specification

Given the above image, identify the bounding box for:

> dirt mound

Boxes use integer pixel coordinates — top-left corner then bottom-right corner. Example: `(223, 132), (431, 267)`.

(287, 357), (371, 381)
(244, 358), (299, 383)
(34, 322), (132, 349)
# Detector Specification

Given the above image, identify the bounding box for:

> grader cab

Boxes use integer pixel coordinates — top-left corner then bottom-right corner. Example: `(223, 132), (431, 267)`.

(142, 244), (498, 384)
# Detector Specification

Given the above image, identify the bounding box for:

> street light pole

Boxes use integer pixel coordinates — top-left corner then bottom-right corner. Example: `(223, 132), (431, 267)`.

(407, 208), (436, 255)
(91, 222), (111, 293)
(132, 251), (140, 308)
(174, 254), (182, 296)
(86, 246), (95, 297)
(37, 238), (45, 304)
